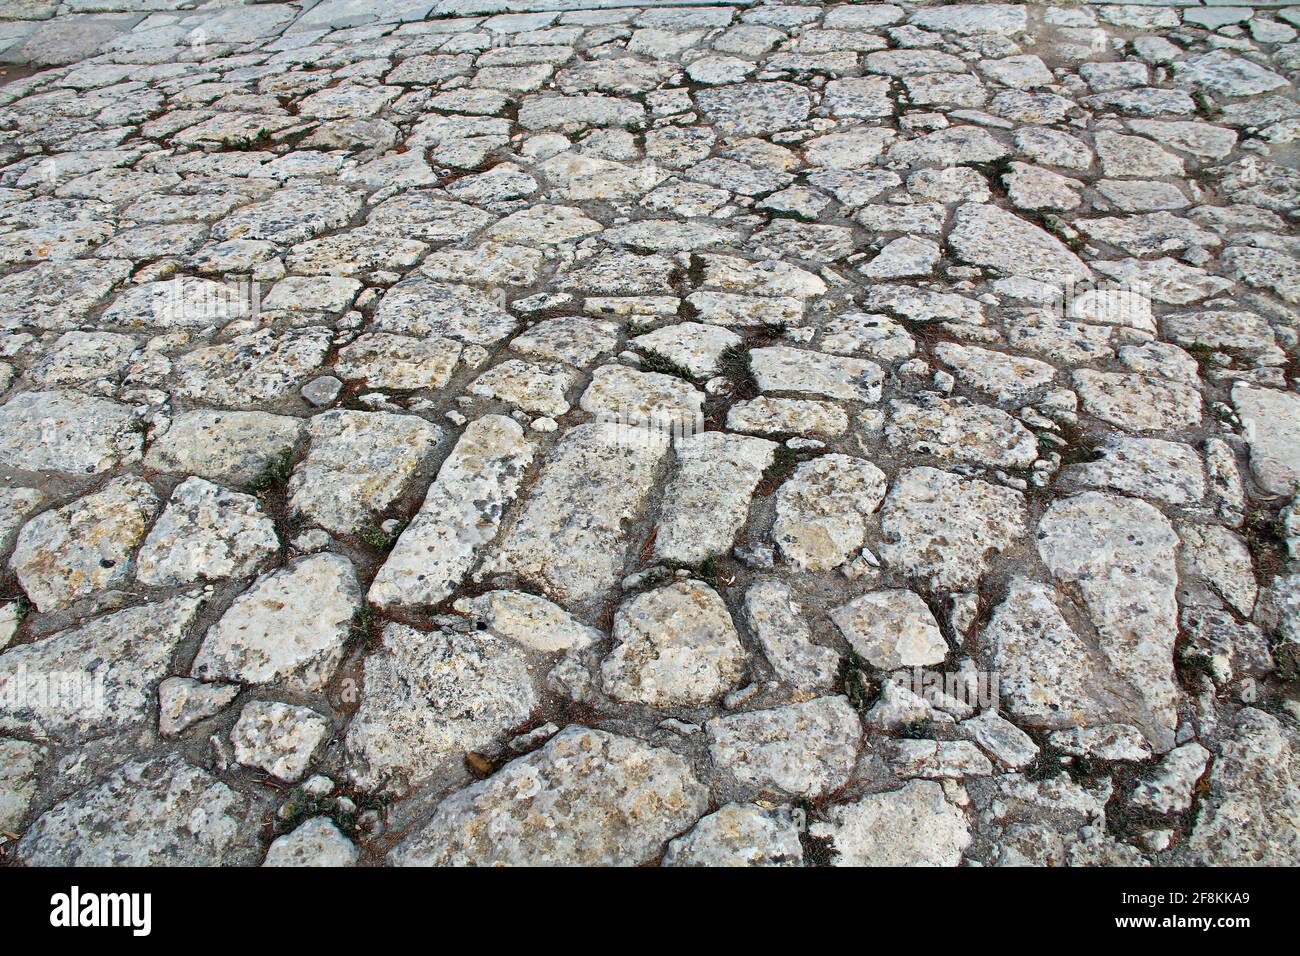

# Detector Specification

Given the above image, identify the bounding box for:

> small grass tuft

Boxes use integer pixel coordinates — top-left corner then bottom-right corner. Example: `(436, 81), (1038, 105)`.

(756, 444), (799, 496)
(718, 343), (757, 398)
(220, 127), (273, 151)
(838, 648), (874, 716)
(896, 718), (935, 740)
(637, 347), (694, 380)
(794, 799), (839, 867)
(360, 517), (408, 550)
(248, 448), (294, 494)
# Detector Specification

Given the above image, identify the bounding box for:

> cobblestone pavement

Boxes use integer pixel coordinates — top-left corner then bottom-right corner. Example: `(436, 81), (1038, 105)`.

(0, 0), (1298, 867)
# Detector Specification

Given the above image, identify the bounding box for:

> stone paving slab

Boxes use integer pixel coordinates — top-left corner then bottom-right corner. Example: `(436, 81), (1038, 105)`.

(0, 0), (1298, 868)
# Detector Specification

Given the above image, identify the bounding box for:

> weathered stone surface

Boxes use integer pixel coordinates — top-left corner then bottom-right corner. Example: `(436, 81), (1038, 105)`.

(654, 432), (776, 565)
(1074, 370), (1202, 433)
(886, 396), (1038, 469)
(694, 82), (811, 137)
(144, 411), (303, 487)
(1061, 436), (1204, 506)
(948, 203), (1091, 282)
(773, 454), (886, 572)
(452, 590), (600, 654)
(335, 333), (461, 391)
(469, 360), (575, 417)
(263, 817), (358, 867)
(933, 343), (1055, 405)
(960, 711), (1039, 771)
(1185, 709), (1300, 866)
(1233, 384), (1300, 496)
(157, 676), (238, 737)
(510, 316), (620, 368)
(3, 0), (1298, 870)
(0, 738), (45, 833)
(232, 700), (329, 783)
(11, 476), (159, 612)
(288, 410), (439, 536)
(1176, 51), (1289, 99)
(601, 580), (746, 707)
(213, 184), (362, 246)
(708, 696), (861, 798)
(369, 416), (533, 610)
(482, 421), (668, 610)
(750, 346), (883, 404)
(371, 280), (518, 346)
(983, 578), (1127, 735)
(744, 579), (841, 693)
(810, 780), (970, 866)
(579, 364), (703, 425)
(346, 621), (537, 790)
(0, 594), (203, 742)
(890, 739), (993, 779)
(635, 322), (740, 379)
(831, 589), (949, 670)
(0, 391), (141, 475)
(191, 553), (360, 693)
(136, 478), (278, 587)
(18, 754), (264, 866)
(392, 726), (708, 866)
(1037, 493), (1180, 751)
(727, 396), (849, 438)
(879, 468), (1027, 591)
(1131, 743), (1210, 815)
(173, 328), (333, 408)
(662, 803), (803, 867)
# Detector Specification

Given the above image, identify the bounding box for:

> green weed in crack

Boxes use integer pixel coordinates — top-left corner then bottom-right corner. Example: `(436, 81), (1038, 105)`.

(717, 343), (757, 398)
(359, 516), (409, 551)
(247, 448), (294, 495)
(794, 799), (839, 867)
(636, 347), (695, 381)
(756, 444), (800, 497)
(219, 127), (273, 152)
(838, 648), (875, 716)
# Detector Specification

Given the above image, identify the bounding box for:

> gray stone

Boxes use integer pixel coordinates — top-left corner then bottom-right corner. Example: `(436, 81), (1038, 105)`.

(0, 391), (141, 475)
(11, 476), (159, 612)
(1233, 384), (1300, 495)
(879, 468), (1027, 591)
(773, 454), (886, 572)
(1185, 709), (1300, 865)
(391, 726), (708, 866)
(346, 620), (537, 790)
(1037, 493), (1180, 750)
(654, 432), (776, 565)
(483, 421), (669, 610)
(452, 590), (601, 654)
(144, 411), (303, 487)
(744, 579), (841, 694)
(288, 410), (440, 536)
(369, 415), (533, 611)
(662, 803), (803, 867)
(708, 696), (861, 798)
(232, 700), (329, 783)
(810, 780), (970, 866)
(18, 754), (264, 866)
(263, 817), (358, 867)
(135, 477), (278, 588)
(601, 580), (746, 708)
(0, 738), (45, 833)
(157, 676), (238, 737)
(191, 553), (360, 693)
(831, 589), (949, 670)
